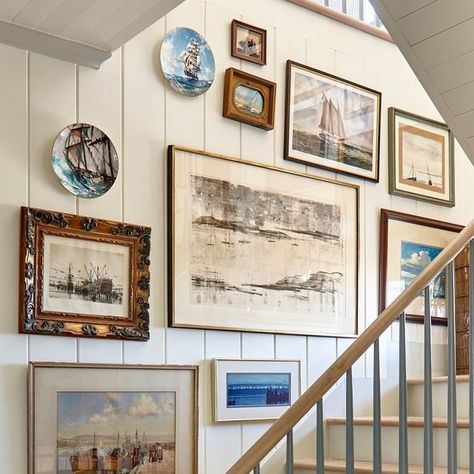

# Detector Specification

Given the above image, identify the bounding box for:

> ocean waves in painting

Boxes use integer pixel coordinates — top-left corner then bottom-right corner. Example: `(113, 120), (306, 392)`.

(52, 154), (114, 199)
(163, 73), (213, 97)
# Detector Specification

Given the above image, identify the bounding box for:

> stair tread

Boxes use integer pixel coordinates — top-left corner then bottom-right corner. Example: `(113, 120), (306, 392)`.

(294, 458), (469, 473)
(408, 375), (469, 385)
(327, 415), (469, 428)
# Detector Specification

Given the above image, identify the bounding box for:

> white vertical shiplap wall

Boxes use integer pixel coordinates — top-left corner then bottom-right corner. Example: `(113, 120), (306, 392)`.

(1, 0), (474, 472)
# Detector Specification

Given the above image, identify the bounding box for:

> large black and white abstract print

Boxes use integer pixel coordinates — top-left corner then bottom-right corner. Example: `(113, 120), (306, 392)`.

(190, 175), (344, 316)
(171, 148), (358, 336)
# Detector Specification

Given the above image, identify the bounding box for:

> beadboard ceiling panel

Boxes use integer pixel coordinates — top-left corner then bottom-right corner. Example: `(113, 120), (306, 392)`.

(370, 0), (474, 165)
(0, 0), (184, 68)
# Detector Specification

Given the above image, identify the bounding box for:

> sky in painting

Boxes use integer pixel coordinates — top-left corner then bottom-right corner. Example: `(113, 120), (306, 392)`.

(227, 373), (290, 387)
(57, 392), (175, 440)
(160, 27), (215, 81)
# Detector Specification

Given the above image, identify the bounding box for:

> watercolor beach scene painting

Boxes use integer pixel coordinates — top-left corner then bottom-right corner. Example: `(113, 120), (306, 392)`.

(57, 391), (176, 474)
(160, 27), (215, 97)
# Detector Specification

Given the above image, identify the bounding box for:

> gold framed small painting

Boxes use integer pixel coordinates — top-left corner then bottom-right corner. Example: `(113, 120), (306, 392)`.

(223, 67), (276, 130)
(388, 107), (455, 207)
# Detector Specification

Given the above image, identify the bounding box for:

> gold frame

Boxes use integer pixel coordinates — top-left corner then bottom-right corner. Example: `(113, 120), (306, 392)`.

(168, 145), (360, 337)
(28, 362), (199, 474)
(213, 358), (301, 422)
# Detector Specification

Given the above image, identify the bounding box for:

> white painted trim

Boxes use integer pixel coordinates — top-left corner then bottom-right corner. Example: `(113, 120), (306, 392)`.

(0, 19), (111, 68)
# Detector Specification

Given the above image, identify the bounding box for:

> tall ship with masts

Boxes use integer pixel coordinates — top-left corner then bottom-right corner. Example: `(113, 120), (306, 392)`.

(178, 39), (201, 80)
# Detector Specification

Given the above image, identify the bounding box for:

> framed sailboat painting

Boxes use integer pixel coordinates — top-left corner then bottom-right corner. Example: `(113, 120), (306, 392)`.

(284, 60), (381, 182)
(388, 107), (455, 207)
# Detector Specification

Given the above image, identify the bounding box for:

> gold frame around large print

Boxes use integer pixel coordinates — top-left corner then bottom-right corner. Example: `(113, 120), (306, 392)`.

(168, 145), (360, 337)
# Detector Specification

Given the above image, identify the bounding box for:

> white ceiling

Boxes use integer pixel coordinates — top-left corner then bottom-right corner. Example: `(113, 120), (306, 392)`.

(370, 0), (474, 166)
(0, 0), (184, 68)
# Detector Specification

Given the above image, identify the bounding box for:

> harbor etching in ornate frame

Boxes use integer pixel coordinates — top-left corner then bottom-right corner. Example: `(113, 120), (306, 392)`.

(231, 19), (267, 65)
(19, 207), (151, 340)
(388, 107), (455, 207)
(28, 362), (199, 474)
(168, 146), (360, 336)
(213, 359), (300, 422)
(223, 67), (276, 131)
(285, 60), (381, 182)
(379, 208), (463, 325)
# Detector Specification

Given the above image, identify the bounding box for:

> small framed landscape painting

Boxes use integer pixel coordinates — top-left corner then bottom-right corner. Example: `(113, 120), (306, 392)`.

(379, 209), (463, 325)
(388, 107), (455, 207)
(19, 207), (151, 340)
(28, 363), (198, 474)
(285, 60), (381, 181)
(223, 67), (276, 130)
(168, 146), (359, 337)
(213, 359), (300, 422)
(231, 19), (267, 65)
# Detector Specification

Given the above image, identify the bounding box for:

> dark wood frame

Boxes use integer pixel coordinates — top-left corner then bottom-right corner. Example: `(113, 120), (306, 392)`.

(284, 60), (382, 182)
(28, 362), (199, 474)
(379, 208), (463, 325)
(388, 107), (455, 207)
(168, 145), (360, 337)
(223, 67), (276, 131)
(231, 19), (267, 65)
(19, 207), (151, 340)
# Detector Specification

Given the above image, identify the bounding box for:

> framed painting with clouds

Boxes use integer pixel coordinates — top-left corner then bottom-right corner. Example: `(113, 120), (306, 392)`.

(379, 209), (463, 325)
(168, 146), (359, 336)
(28, 363), (198, 474)
(388, 107), (455, 207)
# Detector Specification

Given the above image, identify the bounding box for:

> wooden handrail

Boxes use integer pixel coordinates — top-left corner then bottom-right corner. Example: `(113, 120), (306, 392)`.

(227, 218), (474, 474)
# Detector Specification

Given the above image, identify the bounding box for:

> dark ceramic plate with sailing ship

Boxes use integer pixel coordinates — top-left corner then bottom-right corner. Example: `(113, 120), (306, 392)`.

(51, 123), (119, 199)
(160, 27), (215, 97)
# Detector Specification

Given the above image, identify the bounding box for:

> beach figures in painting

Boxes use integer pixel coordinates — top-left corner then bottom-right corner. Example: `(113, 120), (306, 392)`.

(227, 373), (291, 408)
(291, 71), (376, 171)
(401, 241), (445, 299)
(57, 392), (176, 474)
(160, 27), (215, 97)
(52, 123), (118, 199)
(399, 125), (444, 192)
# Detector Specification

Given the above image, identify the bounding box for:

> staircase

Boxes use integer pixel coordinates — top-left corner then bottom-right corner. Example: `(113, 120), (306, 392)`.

(226, 221), (474, 473)
(295, 376), (471, 473)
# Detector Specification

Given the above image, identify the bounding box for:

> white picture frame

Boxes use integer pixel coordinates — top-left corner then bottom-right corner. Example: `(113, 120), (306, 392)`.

(213, 359), (301, 422)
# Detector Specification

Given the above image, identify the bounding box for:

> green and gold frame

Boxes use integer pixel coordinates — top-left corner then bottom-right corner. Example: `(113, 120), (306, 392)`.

(388, 107), (455, 207)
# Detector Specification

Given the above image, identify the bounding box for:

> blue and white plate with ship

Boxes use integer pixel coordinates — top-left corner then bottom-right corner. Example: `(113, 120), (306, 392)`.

(160, 27), (215, 97)
(51, 123), (119, 199)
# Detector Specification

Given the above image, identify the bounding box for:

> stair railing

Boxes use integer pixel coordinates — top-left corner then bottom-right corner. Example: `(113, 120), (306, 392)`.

(227, 218), (474, 474)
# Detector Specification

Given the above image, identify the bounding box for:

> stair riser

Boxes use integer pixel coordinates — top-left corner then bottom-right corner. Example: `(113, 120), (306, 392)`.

(329, 424), (469, 467)
(409, 383), (470, 418)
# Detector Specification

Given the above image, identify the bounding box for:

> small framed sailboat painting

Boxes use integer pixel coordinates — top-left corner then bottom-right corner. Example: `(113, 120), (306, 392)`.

(51, 123), (118, 199)
(285, 60), (381, 182)
(160, 27), (215, 97)
(388, 107), (455, 207)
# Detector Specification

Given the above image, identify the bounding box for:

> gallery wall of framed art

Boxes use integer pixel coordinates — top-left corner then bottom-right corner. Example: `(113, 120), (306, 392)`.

(2, 0), (474, 472)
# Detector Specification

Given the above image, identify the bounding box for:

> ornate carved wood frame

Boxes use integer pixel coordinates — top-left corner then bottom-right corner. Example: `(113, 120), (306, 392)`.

(19, 207), (151, 340)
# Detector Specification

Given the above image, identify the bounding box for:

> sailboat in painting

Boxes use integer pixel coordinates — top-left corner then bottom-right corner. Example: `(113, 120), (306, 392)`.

(52, 123), (118, 199)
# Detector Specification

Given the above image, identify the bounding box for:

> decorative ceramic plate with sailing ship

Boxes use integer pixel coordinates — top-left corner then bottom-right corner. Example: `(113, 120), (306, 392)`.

(51, 123), (119, 198)
(160, 27), (215, 97)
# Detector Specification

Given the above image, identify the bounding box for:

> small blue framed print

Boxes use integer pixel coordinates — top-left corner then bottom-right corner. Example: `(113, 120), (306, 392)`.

(214, 359), (300, 422)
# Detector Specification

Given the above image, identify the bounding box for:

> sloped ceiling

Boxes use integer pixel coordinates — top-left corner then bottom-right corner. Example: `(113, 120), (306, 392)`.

(370, 0), (474, 165)
(0, 0), (184, 68)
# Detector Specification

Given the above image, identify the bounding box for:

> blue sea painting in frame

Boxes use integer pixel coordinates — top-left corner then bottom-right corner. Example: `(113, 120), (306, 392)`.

(160, 27), (215, 97)
(213, 359), (300, 422)
(51, 123), (119, 198)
